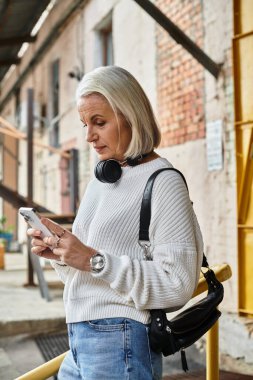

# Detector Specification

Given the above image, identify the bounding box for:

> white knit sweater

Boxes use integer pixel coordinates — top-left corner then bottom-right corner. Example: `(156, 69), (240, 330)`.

(52, 157), (203, 324)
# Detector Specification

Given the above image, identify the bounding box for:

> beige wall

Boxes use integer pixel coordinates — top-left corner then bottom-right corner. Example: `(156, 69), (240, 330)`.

(0, 0), (157, 233)
(203, 0), (237, 311)
(157, 138), (237, 313)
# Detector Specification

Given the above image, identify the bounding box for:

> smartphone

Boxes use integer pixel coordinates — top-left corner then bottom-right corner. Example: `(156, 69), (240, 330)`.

(19, 207), (53, 238)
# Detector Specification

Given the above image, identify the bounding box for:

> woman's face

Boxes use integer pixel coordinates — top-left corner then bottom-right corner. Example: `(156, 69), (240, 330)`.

(78, 94), (132, 162)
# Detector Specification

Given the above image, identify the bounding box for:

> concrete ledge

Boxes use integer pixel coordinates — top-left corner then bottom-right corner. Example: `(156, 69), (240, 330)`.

(0, 318), (66, 338)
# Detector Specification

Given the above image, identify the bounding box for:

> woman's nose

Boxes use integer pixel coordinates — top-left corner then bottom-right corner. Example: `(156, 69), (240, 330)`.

(86, 126), (98, 143)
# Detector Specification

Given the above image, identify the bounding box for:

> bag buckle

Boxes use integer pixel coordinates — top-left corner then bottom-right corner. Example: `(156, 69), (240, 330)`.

(138, 240), (152, 260)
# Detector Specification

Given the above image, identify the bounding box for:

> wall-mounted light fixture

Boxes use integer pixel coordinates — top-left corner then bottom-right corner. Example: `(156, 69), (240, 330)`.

(68, 66), (83, 81)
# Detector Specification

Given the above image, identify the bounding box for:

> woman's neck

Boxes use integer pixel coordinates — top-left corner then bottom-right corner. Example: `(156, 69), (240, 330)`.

(119, 151), (160, 167)
(141, 151), (160, 164)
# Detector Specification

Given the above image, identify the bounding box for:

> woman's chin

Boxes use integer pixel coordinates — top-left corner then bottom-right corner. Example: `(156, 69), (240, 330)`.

(97, 153), (113, 161)
(97, 151), (124, 162)
(97, 152), (119, 162)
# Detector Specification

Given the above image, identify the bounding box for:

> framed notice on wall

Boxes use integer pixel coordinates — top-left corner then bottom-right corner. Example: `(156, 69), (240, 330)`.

(206, 120), (223, 171)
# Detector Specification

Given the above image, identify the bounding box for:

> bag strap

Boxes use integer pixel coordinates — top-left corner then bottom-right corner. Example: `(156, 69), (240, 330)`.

(139, 167), (209, 268)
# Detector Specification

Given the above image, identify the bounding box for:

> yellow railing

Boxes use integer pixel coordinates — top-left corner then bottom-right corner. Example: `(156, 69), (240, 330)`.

(15, 352), (67, 380)
(15, 263), (232, 380)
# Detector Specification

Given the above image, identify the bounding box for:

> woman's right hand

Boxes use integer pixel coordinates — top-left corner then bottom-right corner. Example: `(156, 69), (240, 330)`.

(27, 228), (61, 261)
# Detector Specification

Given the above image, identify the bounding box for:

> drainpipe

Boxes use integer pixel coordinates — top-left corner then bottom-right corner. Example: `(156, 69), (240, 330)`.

(26, 88), (35, 286)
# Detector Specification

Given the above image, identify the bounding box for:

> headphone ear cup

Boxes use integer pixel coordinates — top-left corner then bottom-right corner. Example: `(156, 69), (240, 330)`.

(94, 160), (122, 183)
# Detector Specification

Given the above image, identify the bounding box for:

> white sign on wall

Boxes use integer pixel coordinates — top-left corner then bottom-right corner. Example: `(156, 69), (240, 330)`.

(206, 119), (223, 171)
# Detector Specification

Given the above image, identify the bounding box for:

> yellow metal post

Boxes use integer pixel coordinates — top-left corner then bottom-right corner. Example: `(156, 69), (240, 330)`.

(206, 320), (219, 380)
(0, 243), (5, 269)
(233, 0), (253, 316)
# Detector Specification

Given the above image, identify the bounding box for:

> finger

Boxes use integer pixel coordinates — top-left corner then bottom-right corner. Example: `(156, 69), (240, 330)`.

(41, 218), (66, 237)
(31, 246), (62, 261)
(31, 237), (47, 247)
(51, 247), (62, 256)
(31, 245), (48, 254)
(43, 252), (63, 261)
(27, 228), (42, 237)
(43, 235), (60, 247)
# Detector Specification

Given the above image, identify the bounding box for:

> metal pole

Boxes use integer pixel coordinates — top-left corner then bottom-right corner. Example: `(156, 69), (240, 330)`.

(69, 148), (79, 213)
(26, 88), (35, 286)
(206, 321), (219, 380)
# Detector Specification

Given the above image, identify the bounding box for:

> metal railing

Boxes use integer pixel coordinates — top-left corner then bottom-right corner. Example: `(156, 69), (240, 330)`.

(15, 263), (232, 380)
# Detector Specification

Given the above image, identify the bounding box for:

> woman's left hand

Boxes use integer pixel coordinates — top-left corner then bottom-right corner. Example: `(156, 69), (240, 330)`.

(40, 218), (96, 271)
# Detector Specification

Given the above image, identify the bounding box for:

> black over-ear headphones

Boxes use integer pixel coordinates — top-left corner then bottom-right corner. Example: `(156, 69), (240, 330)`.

(94, 154), (150, 183)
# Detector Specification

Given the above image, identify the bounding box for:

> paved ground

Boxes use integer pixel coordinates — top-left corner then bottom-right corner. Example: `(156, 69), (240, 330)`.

(0, 253), (65, 379)
(0, 254), (65, 338)
(163, 372), (253, 379)
(0, 252), (252, 380)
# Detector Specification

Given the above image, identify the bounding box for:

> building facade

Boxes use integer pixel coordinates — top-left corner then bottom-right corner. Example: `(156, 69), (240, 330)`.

(0, 0), (252, 373)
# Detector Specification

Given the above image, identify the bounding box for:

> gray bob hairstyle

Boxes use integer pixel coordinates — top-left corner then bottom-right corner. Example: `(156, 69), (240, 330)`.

(76, 66), (161, 158)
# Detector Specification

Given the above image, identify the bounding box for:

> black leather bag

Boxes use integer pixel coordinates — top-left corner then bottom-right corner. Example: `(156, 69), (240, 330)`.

(139, 168), (224, 371)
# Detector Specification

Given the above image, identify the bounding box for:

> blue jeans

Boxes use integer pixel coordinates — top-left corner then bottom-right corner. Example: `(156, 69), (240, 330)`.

(58, 318), (162, 380)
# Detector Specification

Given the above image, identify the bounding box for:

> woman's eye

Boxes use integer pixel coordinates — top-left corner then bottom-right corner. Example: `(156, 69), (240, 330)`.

(82, 124), (87, 128)
(96, 121), (105, 126)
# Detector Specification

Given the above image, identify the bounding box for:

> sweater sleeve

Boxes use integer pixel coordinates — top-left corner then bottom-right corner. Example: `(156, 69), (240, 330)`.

(50, 260), (71, 283)
(92, 171), (203, 311)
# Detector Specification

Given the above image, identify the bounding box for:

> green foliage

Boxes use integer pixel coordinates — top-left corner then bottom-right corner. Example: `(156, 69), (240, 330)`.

(0, 215), (14, 234)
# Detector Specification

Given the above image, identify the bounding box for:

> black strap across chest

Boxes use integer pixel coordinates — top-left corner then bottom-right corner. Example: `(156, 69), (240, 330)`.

(139, 168), (188, 242)
(139, 167), (208, 268)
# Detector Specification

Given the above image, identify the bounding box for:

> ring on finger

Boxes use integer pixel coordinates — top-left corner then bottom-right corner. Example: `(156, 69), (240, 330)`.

(58, 229), (66, 238)
(52, 236), (61, 250)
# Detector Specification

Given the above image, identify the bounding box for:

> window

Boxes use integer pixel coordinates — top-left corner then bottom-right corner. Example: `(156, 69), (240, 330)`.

(14, 88), (21, 127)
(95, 13), (113, 67)
(101, 24), (113, 66)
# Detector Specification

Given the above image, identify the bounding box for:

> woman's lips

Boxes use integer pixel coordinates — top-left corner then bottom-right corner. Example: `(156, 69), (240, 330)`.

(94, 146), (106, 153)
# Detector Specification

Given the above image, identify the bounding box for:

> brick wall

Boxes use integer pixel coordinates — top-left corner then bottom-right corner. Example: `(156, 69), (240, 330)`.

(155, 0), (205, 146)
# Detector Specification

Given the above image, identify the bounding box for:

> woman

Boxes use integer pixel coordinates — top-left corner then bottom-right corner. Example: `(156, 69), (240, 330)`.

(28, 66), (203, 380)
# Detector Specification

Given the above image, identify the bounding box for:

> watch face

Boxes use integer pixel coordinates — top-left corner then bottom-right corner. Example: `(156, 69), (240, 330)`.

(91, 253), (105, 272)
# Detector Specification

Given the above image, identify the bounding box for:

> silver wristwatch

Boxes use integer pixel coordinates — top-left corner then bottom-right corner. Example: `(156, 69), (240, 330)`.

(90, 252), (106, 273)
